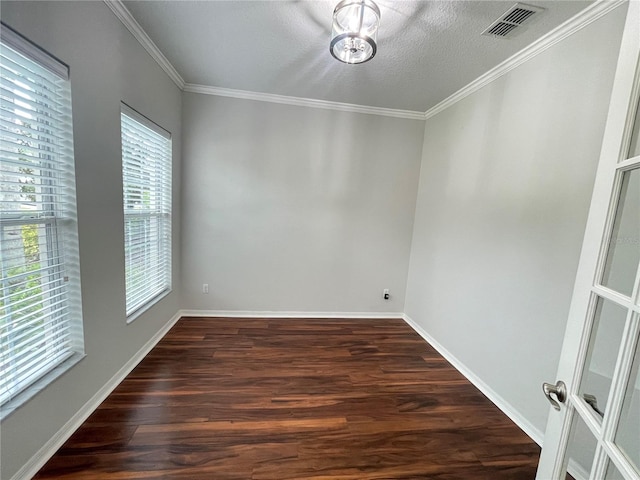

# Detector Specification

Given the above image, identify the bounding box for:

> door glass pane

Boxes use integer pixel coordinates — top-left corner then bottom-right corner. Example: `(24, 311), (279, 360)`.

(601, 168), (640, 297)
(605, 459), (626, 479)
(628, 97), (640, 159)
(579, 297), (628, 419)
(565, 413), (597, 479)
(615, 332), (640, 473)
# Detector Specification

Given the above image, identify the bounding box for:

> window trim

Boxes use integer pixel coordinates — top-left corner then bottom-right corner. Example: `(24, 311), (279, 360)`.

(121, 103), (170, 141)
(1, 22), (69, 80)
(120, 103), (172, 322)
(0, 23), (84, 419)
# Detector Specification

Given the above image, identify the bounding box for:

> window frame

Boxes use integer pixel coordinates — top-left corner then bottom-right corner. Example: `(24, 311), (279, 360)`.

(120, 103), (172, 322)
(0, 23), (84, 418)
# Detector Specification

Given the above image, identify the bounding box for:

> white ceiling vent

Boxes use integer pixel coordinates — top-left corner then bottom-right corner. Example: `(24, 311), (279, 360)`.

(482, 3), (544, 38)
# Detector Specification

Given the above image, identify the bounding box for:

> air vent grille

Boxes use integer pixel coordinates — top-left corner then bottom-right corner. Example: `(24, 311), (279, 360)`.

(482, 3), (544, 38)
(503, 8), (536, 25)
(487, 22), (519, 37)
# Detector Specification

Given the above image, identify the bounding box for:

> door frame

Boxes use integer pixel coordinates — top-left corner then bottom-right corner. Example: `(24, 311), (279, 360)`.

(536, 1), (640, 478)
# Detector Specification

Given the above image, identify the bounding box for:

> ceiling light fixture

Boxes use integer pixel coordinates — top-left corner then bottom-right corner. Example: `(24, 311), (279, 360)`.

(330, 0), (380, 64)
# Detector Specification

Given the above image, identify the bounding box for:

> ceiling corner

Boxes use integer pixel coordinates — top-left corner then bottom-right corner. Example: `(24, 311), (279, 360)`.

(103, 0), (185, 90)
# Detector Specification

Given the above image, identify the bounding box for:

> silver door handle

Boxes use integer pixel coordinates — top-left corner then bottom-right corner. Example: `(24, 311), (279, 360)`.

(543, 380), (566, 411)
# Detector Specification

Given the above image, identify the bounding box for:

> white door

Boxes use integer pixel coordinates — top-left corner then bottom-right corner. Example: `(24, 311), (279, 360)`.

(536, 1), (640, 479)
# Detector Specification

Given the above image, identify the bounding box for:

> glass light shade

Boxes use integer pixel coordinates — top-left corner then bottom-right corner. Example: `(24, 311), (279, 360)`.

(330, 0), (380, 64)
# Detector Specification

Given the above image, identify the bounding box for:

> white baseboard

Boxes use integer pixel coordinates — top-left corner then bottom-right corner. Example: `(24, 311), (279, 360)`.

(401, 314), (544, 446)
(12, 310), (547, 480)
(10, 310), (182, 480)
(180, 309), (405, 319)
(186, 310), (545, 447)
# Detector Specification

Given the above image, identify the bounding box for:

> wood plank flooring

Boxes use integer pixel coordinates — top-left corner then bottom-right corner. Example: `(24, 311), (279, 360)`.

(34, 317), (540, 479)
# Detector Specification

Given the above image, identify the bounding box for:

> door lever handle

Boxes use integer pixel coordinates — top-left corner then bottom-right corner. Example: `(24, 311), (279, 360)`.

(543, 380), (566, 411)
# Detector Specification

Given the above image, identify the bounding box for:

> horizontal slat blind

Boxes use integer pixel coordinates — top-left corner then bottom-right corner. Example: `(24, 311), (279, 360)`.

(121, 105), (172, 317)
(0, 26), (83, 407)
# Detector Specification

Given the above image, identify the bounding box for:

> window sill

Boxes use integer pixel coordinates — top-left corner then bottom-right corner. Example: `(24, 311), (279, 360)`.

(126, 288), (172, 325)
(0, 352), (85, 421)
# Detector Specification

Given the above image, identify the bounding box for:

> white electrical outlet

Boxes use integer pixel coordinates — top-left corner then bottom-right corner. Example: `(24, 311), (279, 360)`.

(202, 283), (209, 294)
(383, 289), (390, 300)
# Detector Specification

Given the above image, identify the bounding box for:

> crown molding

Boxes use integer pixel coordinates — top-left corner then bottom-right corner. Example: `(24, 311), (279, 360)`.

(183, 83), (426, 120)
(424, 0), (626, 120)
(105, 0), (622, 122)
(104, 0), (185, 90)
(102, 0), (423, 120)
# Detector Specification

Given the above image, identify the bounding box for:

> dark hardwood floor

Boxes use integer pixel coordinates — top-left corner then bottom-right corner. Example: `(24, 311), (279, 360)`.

(34, 317), (540, 479)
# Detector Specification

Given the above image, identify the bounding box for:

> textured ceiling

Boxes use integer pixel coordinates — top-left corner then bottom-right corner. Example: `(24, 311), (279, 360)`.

(122, 0), (593, 112)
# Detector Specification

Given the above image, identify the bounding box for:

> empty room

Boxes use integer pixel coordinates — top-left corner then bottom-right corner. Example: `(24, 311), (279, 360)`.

(1, 1), (639, 479)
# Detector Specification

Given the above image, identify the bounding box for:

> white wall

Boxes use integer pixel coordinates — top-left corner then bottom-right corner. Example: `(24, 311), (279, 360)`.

(181, 94), (424, 313)
(404, 5), (627, 439)
(0, 2), (632, 479)
(0, 3), (182, 479)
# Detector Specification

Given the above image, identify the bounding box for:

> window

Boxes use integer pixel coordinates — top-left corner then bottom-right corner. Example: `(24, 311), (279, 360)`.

(121, 104), (171, 319)
(0, 24), (84, 411)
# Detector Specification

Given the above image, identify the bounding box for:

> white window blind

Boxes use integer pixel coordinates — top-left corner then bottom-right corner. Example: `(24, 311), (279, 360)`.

(121, 104), (171, 318)
(0, 25), (84, 409)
